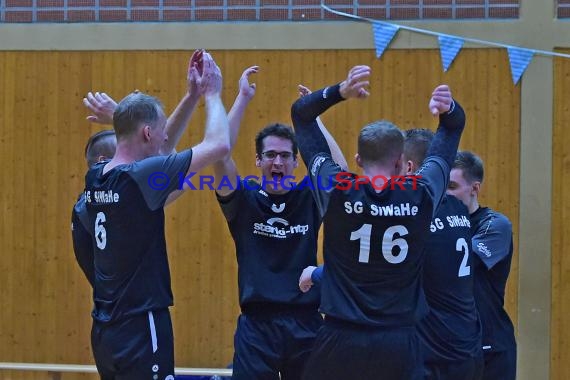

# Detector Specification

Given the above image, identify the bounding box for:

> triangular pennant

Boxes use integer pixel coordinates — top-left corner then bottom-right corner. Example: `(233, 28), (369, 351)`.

(438, 35), (464, 72)
(507, 47), (534, 85)
(371, 22), (399, 59)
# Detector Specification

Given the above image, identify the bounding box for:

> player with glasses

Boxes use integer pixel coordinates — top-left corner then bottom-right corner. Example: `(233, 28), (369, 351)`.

(260, 150), (294, 161)
(213, 66), (347, 380)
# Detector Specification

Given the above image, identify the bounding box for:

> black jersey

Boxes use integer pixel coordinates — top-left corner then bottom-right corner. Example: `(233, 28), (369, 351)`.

(418, 195), (481, 361)
(217, 180), (321, 310)
(307, 155), (448, 327)
(84, 150), (192, 323)
(290, 82), (465, 328)
(71, 193), (95, 287)
(470, 207), (516, 352)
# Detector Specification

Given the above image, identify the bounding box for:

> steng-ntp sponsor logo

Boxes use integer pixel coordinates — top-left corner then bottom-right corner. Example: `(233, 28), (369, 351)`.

(253, 217), (309, 239)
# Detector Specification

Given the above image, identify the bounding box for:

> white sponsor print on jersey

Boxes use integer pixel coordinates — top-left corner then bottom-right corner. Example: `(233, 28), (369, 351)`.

(311, 156), (327, 176)
(267, 217), (288, 226)
(271, 203), (285, 213)
(85, 189), (120, 204)
(253, 216), (309, 239)
(477, 242), (492, 257)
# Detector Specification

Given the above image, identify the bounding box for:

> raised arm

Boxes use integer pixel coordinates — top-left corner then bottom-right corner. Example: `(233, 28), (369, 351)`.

(161, 49), (205, 154)
(213, 65), (258, 197)
(185, 52), (230, 175)
(425, 85), (466, 169)
(417, 85), (466, 217)
(83, 50), (206, 155)
(291, 65), (370, 167)
(298, 84), (348, 171)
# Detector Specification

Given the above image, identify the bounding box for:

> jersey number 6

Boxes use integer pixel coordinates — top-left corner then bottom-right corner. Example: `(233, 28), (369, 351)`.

(95, 212), (107, 250)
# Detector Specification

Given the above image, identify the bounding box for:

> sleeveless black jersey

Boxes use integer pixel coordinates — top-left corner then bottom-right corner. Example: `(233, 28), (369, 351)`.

(71, 193), (95, 287)
(217, 179), (321, 309)
(84, 150), (192, 323)
(470, 206), (516, 352)
(307, 154), (449, 327)
(418, 195), (481, 361)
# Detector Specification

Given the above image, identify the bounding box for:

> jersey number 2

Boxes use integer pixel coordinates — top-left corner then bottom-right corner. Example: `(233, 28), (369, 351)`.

(456, 237), (471, 277)
(350, 224), (409, 264)
(95, 212), (107, 250)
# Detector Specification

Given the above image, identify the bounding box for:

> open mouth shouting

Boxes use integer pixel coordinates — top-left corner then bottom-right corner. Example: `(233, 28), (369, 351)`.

(271, 171), (284, 181)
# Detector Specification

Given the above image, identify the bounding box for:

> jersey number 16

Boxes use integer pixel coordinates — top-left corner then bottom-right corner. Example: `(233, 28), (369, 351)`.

(350, 224), (409, 264)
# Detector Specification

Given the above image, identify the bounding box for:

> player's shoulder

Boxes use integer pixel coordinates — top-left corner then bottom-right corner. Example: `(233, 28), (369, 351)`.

(416, 156), (449, 176)
(85, 161), (106, 181)
(73, 193), (87, 213)
(308, 152), (336, 177)
(87, 160), (131, 184)
(130, 151), (190, 172)
(476, 207), (512, 234)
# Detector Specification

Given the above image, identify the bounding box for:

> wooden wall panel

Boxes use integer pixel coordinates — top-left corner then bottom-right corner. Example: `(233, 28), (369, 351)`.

(0, 49), (519, 378)
(552, 52), (570, 380)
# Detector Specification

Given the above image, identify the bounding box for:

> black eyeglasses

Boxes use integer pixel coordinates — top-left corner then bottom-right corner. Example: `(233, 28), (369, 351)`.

(260, 151), (294, 161)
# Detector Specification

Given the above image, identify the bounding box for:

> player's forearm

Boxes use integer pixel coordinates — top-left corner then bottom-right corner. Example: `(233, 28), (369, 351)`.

(291, 83), (345, 123)
(214, 94), (242, 196)
(212, 92), (244, 195)
(291, 86), (342, 166)
(203, 94), (230, 156)
(162, 92), (200, 154)
(317, 118), (348, 171)
(228, 93), (252, 151)
(426, 100), (466, 169)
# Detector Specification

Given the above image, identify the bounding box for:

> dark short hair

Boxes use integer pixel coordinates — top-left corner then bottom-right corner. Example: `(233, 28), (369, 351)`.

(84, 130), (116, 168)
(357, 120), (404, 165)
(113, 92), (164, 139)
(403, 128), (434, 167)
(452, 150), (484, 183)
(255, 123), (298, 157)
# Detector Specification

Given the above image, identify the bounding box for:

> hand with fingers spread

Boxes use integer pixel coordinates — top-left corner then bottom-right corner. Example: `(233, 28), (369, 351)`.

(191, 48), (204, 76)
(238, 65), (258, 101)
(339, 65), (371, 100)
(429, 84), (453, 116)
(83, 92), (117, 125)
(187, 49), (205, 99)
(198, 52), (223, 96)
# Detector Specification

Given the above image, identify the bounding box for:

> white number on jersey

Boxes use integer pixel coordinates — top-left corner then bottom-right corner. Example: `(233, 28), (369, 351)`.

(95, 212), (107, 250)
(351, 224), (409, 264)
(456, 237), (471, 277)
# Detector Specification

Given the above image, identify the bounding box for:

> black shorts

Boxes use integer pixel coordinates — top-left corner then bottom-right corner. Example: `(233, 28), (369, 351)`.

(301, 318), (423, 380)
(91, 309), (174, 380)
(232, 310), (323, 380)
(481, 346), (516, 380)
(424, 354), (483, 380)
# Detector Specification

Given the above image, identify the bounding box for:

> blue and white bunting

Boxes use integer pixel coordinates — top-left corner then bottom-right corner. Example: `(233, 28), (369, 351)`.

(372, 22), (399, 59)
(438, 35), (464, 72)
(507, 47), (534, 85)
(321, 3), (570, 85)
